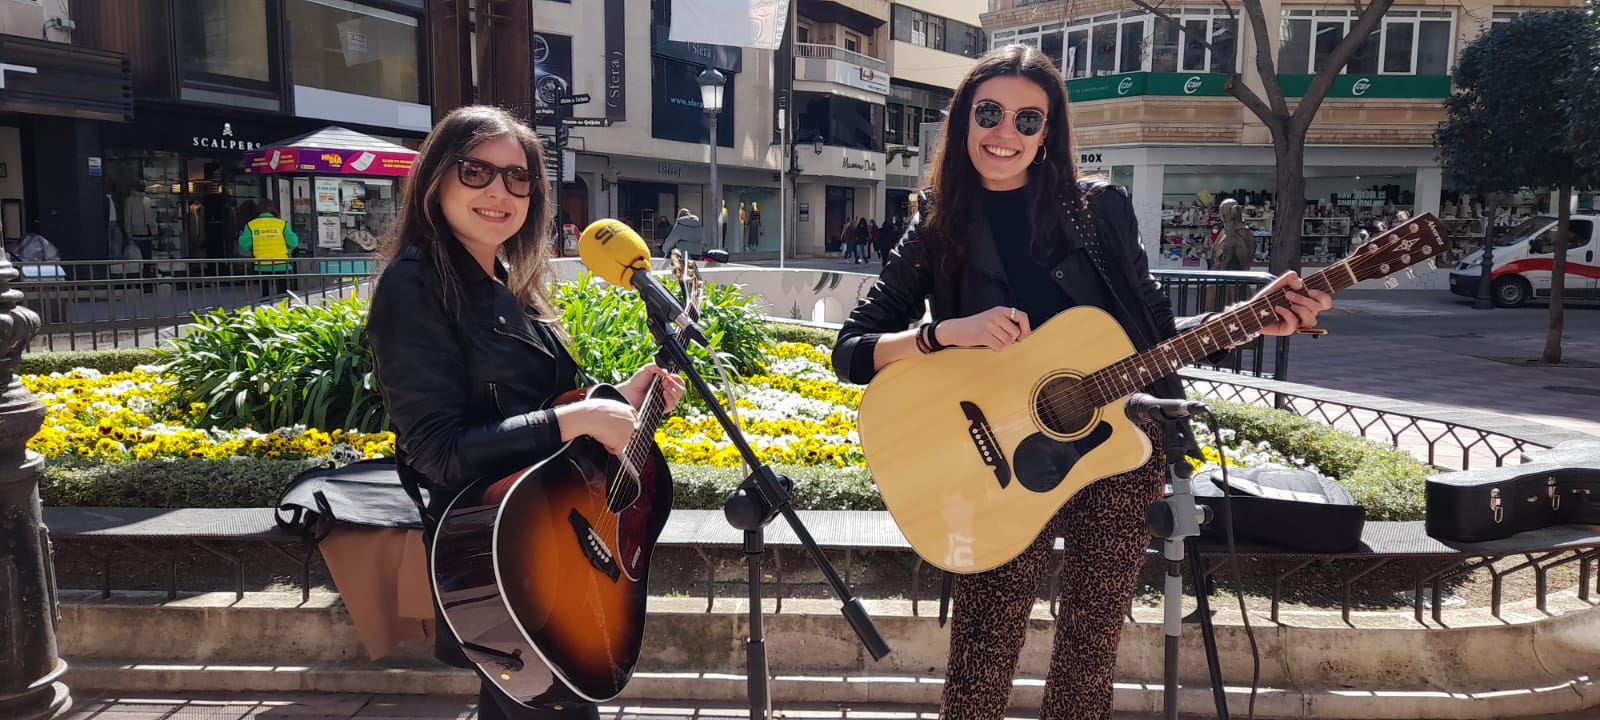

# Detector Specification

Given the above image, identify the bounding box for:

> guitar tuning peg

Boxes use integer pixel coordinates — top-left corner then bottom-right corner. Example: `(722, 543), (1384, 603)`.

(1405, 268), (1416, 280)
(1384, 277), (1400, 290)
(1375, 221), (1389, 232)
(1396, 210), (1411, 222)
(1426, 259), (1438, 271)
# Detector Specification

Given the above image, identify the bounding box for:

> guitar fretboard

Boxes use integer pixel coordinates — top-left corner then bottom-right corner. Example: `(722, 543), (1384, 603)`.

(1073, 214), (1442, 410)
(621, 377), (667, 480)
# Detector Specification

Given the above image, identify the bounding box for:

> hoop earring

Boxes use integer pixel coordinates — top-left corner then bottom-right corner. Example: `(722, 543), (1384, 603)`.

(1032, 146), (1047, 166)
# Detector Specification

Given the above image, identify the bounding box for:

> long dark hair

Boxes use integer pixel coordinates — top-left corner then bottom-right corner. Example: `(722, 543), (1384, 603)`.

(920, 44), (1082, 279)
(378, 105), (556, 319)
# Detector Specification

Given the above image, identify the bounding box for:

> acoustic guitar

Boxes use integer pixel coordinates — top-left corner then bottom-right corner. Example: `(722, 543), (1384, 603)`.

(429, 265), (709, 707)
(856, 213), (1447, 574)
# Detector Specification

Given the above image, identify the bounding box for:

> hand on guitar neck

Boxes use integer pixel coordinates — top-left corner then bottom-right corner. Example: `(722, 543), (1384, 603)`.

(1245, 271), (1334, 337)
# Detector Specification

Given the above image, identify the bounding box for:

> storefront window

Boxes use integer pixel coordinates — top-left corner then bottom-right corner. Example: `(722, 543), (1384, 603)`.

(286, 0), (421, 103)
(176, 0), (273, 84)
(652, 58), (736, 147)
(300, 176), (395, 256)
(1283, 8), (1454, 76)
(796, 91), (885, 152)
(721, 186), (780, 254)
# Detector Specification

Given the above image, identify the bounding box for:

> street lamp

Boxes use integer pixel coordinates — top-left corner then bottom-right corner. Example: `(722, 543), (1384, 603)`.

(697, 67), (726, 251)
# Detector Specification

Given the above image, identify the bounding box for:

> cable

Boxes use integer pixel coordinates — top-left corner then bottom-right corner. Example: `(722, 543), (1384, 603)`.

(1203, 408), (1260, 720)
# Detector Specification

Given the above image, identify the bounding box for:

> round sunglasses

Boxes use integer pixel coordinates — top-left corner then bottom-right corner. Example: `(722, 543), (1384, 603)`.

(972, 100), (1046, 137)
(454, 156), (535, 198)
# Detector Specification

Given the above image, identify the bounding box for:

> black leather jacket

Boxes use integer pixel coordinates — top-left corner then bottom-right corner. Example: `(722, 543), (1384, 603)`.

(832, 179), (1221, 456)
(367, 240), (586, 521)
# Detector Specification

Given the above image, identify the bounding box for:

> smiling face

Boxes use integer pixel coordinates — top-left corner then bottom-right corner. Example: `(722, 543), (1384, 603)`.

(965, 76), (1050, 192)
(440, 133), (532, 271)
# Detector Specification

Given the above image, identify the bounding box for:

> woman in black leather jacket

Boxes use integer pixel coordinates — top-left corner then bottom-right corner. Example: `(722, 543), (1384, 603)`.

(831, 46), (1330, 720)
(366, 106), (684, 720)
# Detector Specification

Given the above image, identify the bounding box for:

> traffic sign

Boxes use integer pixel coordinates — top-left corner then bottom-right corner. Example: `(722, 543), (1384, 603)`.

(559, 117), (612, 127)
(557, 93), (591, 106)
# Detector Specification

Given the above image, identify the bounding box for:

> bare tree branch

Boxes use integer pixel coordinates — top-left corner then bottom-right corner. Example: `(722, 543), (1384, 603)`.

(1130, 0), (1276, 123)
(1240, 0), (1291, 123)
(1289, 0), (1394, 134)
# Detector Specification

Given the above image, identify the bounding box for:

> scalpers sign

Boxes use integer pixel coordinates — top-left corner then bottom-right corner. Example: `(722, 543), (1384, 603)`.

(193, 122), (262, 151)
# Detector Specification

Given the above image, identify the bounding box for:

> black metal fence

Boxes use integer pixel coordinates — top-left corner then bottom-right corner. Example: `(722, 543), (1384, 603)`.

(1153, 269), (1290, 380)
(16, 258), (375, 352)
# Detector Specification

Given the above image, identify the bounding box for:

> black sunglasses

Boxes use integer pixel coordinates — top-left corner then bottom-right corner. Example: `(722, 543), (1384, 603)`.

(972, 100), (1046, 137)
(454, 156), (535, 198)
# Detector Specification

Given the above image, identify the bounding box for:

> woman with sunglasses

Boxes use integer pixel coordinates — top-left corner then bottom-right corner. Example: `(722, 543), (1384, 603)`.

(832, 46), (1331, 720)
(366, 105), (685, 720)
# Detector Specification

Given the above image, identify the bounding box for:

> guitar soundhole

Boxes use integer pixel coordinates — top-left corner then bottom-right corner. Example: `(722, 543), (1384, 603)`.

(1034, 374), (1096, 438)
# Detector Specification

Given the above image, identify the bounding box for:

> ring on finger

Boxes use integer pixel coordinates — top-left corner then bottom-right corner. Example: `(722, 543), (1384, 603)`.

(1009, 307), (1017, 321)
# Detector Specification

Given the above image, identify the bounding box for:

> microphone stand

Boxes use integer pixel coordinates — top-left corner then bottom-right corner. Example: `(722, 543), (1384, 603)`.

(643, 311), (891, 720)
(1147, 449), (1230, 720)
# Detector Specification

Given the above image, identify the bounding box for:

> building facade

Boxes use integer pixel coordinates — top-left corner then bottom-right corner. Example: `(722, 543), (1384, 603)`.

(0, 0), (431, 263)
(981, 0), (1586, 288)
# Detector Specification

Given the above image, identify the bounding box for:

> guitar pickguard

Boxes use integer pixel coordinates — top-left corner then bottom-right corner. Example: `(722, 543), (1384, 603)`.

(1012, 421), (1114, 493)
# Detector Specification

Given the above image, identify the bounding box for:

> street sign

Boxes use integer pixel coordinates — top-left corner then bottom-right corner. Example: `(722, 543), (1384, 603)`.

(559, 117), (612, 127)
(557, 93), (591, 105)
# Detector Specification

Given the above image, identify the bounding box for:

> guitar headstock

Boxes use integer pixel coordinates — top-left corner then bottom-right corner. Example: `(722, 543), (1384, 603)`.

(1344, 212), (1448, 283)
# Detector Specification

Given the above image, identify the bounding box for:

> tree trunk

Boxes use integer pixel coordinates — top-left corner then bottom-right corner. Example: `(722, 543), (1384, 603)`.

(1543, 185), (1570, 364)
(1270, 133), (1306, 274)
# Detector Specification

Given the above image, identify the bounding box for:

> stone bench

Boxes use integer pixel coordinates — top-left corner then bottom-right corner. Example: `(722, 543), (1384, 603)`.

(43, 506), (1600, 622)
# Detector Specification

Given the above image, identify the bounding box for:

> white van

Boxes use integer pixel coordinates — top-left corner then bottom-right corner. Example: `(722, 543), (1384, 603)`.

(1448, 214), (1598, 307)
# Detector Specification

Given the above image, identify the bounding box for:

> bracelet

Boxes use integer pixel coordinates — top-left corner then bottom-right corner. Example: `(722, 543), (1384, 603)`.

(928, 320), (947, 351)
(915, 323), (933, 354)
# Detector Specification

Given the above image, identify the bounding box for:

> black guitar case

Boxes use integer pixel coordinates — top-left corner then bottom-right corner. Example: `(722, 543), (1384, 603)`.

(1425, 440), (1600, 543)
(1193, 468), (1367, 553)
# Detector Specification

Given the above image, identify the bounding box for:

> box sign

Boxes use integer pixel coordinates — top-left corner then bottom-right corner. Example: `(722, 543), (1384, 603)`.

(244, 147), (416, 176)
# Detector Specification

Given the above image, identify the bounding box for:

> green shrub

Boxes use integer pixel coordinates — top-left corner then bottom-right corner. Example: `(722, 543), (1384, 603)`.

(555, 272), (772, 383)
(766, 322), (838, 349)
(41, 457), (318, 508)
(20, 349), (165, 375)
(1201, 398), (1432, 521)
(158, 295), (387, 433)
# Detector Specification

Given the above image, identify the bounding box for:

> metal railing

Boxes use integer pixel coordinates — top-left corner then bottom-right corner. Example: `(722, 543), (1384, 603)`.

(17, 257), (375, 352)
(794, 42), (889, 73)
(1153, 269), (1290, 381)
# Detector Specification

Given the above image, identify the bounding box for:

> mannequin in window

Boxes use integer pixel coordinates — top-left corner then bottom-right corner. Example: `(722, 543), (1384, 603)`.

(719, 200), (728, 247)
(745, 201), (761, 251)
(124, 188), (159, 259)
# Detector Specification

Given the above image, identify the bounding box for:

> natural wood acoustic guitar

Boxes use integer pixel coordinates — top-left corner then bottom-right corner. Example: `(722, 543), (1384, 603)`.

(856, 213), (1447, 573)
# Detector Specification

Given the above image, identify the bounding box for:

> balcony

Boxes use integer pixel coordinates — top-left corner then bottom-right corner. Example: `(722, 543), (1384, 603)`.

(795, 42), (887, 73)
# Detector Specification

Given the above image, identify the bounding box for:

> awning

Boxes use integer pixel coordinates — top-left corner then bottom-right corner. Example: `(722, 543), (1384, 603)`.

(243, 126), (417, 177)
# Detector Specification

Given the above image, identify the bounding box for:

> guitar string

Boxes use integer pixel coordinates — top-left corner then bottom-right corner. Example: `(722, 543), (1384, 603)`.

(595, 375), (665, 539)
(1044, 234), (1435, 421)
(1029, 232), (1439, 425)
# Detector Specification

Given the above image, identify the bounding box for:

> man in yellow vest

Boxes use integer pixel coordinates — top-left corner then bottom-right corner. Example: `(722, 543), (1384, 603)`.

(238, 200), (299, 296)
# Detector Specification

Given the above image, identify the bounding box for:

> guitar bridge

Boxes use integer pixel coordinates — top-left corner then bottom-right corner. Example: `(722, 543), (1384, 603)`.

(960, 401), (1011, 489)
(569, 508), (621, 583)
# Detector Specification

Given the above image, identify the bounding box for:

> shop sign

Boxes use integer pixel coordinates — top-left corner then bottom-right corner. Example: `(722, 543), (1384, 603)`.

(603, 0), (626, 121)
(1276, 74), (1451, 99)
(87, 156), (102, 177)
(657, 163), (682, 177)
(193, 122), (263, 151)
(833, 62), (890, 95)
(244, 146), (416, 176)
(1067, 72), (1230, 101)
(841, 156), (878, 173)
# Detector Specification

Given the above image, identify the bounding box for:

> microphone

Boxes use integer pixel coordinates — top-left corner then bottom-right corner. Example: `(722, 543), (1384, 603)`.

(577, 219), (708, 347)
(1125, 393), (1209, 423)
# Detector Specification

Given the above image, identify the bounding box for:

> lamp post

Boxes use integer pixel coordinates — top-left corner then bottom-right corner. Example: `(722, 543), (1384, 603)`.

(697, 67), (727, 251)
(0, 256), (70, 719)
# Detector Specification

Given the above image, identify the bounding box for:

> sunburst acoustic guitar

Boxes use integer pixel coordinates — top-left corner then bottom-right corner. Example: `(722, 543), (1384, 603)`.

(856, 213), (1447, 574)
(429, 264), (712, 708)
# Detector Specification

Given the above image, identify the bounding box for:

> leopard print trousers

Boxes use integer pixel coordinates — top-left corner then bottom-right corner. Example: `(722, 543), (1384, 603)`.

(941, 426), (1167, 720)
